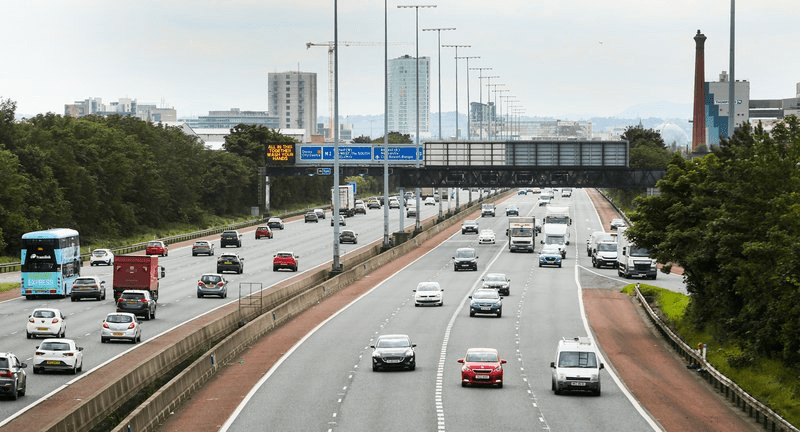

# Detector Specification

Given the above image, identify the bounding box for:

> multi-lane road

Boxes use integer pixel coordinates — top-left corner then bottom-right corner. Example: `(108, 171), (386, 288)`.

(0, 190), (480, 423)
(0, 188), (688, 430)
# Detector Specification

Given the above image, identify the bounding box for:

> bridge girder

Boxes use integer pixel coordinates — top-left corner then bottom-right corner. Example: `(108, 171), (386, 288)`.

(263, 165), (665, 189)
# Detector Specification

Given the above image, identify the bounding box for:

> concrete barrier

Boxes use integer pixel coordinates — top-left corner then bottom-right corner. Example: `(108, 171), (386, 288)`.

(3, 191), (509, 432)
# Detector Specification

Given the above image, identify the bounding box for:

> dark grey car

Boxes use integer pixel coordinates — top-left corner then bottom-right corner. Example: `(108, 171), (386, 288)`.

(197, 273), (228, 298)
(0, 353), (27, 400)
(217, 253), (244, 274)
(116, 290), (157, 320)
(71, 276), (106, 301)
(339, 230), (358, 244)
(453, 247), (478, 271)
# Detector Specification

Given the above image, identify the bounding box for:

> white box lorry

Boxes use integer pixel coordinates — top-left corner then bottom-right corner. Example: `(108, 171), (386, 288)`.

(616, 226), (657, 279)
(507, 217), (536, 253)
(542, 223), (569, 258)
(544, 205), (571, 226)
(331, 185), (356, 217)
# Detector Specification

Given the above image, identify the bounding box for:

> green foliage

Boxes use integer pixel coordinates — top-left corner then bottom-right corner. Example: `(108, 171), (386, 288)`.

(0, 282), (18, 293)
(628, 115), (800, 364)
(621, 125), (673, 169)
(0, 100), (308, 255)
(371, 131), (413, 144)
(623, 283), (800, 426)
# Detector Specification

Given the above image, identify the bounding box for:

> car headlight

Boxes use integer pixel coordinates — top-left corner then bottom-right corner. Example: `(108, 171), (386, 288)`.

(493, 364), (503, 372)
(405, 349), (414, 357)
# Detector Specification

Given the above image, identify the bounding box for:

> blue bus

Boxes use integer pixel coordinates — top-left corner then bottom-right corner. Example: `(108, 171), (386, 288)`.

(20, 228), (81, 299)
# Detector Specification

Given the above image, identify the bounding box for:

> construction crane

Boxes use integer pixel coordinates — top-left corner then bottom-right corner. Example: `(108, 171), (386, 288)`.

(306, 41), (406, 140)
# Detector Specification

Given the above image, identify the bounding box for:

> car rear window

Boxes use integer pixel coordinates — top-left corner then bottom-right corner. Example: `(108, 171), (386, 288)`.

(121, 293), (144, 300)
(33, 310), (56, 318)
(0, 358), (9, 368)
(108, 315), (133, 323)
(277, 253), (293, 258)
(40, 342), (70, 351)
(147, 241), (161, 247)
(92, 250), (107, 256)
(202, 275), (221, 283)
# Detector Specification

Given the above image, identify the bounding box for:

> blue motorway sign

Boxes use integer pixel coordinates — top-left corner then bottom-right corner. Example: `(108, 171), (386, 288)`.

(298, 145), (422, 162)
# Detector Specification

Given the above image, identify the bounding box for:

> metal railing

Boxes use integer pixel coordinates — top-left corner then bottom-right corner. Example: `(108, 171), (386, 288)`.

(634, 286), (798, 432)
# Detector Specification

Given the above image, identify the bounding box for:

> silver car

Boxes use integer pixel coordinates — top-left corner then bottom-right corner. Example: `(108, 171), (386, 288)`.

(197, 273), (228, 298)
(0, 352), (27, 400)
(100, 312), (141, 344)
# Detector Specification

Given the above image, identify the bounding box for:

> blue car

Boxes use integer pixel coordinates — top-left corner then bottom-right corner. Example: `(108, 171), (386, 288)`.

(539, 244), (563, 268)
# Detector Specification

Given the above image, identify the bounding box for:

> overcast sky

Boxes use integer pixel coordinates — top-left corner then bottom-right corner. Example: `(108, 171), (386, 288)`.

(2, 0), (798, 121)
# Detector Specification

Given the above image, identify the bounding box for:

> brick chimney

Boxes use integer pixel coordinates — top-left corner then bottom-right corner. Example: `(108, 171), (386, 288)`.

(692, 30), (707, 152)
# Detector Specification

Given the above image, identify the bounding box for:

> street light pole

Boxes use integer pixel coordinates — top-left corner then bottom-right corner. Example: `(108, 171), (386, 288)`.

(332, 0), (341, 272)
(422, 27), (455, 141)
(456, 56), (479, 140)
(398, 4), (436, 232)
(486, 81), (503, 140)
(442, 44), (470, 140)
(383, 0), (390, 248)
(470, 67), (491, 140)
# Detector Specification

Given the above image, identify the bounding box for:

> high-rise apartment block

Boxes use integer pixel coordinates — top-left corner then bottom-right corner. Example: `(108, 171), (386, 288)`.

(268, 71), (317, 139)
(388, 55), (430, 137)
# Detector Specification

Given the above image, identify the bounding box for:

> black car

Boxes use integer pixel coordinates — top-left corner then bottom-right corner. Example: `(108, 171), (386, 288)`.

(217, 253), (244, 274)
(370, 334), (416, 371)
(482, 273), (511, 296)
(453, 247), (478, 271)
(0, 352), (27, 400)
(116, 290), (157, 320)
(505, 205), (519, 216)
(339, 229), (358, 244)
(70, 276), (106, 301)
(220, 230), (242, 248)
(304, 211), (319, 223)
(461, 220), (479, 234)
(469, 289), (503, 317)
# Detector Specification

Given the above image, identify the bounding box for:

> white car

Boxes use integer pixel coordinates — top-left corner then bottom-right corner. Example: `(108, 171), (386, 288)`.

(478, 229), (496, 244)
(33, 338), (84, 374)
(101, 312), (142, 344)
(26, 308), (67, 339)
(413, 281), (443, 306)
(267, 217), (285, 230)
(424, 197), (436, 206)
(89, 248), (114, 266)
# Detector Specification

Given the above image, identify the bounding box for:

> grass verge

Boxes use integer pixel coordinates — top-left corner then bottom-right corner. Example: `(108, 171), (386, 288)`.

(622, 283), (800, 428)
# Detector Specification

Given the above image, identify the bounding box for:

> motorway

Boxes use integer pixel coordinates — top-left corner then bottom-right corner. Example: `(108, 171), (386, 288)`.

(217, 189), (686, 432)
(0, 189), (492, 424)
(0, 188), (689, 430)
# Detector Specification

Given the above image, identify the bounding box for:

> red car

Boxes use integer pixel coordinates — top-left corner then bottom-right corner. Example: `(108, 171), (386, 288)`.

(272, 251), (299, 272)
(457, 348), (507, 388)
(145, 241), (168, 257)
(255, 226), (273, 239)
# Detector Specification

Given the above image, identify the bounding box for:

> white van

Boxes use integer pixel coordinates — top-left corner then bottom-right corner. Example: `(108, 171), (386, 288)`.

(586, 231), (616, 257)
(550, 337), (604, 396)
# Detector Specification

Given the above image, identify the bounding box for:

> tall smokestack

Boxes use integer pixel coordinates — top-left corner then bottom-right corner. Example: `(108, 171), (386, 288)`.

(692, 30), (707, 152)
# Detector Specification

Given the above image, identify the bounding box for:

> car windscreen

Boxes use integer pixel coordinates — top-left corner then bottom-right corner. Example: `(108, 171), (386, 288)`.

(416, 283), (439, 291)
(598, 243), (617, 251)
(630, 246), (650, 257)
(456, 249), (475, 258)
(466, 352), (498, 362)
(376, 338), (410, 348)
(472, 291), (498, 300)
(485, 274), (505, 282)
(558, 351), (598, 368)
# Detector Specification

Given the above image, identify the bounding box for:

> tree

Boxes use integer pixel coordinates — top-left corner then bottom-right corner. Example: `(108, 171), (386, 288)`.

(621, 125), (672, 169)
(628, 116), (800, 363)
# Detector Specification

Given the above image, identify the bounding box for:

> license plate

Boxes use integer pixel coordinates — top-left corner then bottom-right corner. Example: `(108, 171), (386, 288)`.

(46, 360), (60, 365)
(385, 359), (401, 363)
(571, 382), (587, 386)
(224, 261), (232, 265)
(113, 332), (124, 336)
(480, 307), (492, 311)
(37, 327), (49, 331)
(127, 300), (137, 304)
(475, 375), (490, 380)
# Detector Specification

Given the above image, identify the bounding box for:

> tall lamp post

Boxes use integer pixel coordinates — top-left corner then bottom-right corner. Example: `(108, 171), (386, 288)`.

(382, 0), (390, 248)
(728, 0), (736, 139)
(422, 27), (455, 140)
(398, 3), (436, 232)
(456, 55), (479, 140)
(422, 27), (454, 222)
(495, 89), (510, 140)
(486, 81), (504, 140)
(500, 94), (514, 140)
(470, 67), (491, 140)
(442, 44), (470, 140)
(332, 0), (342, 272)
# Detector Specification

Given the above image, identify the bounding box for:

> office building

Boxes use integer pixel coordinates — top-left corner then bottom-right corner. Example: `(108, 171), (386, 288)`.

(705, 71), (750, 146)
(388, 55), (430, 138)
(64, 97), (176, 124)
(182, 108), (279, 129)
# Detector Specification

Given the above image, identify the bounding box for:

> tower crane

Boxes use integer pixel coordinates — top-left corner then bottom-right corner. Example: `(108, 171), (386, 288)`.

(306, 41), (406, 140)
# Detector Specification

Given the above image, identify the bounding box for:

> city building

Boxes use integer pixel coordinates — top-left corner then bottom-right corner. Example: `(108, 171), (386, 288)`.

(749, 82), (800, 121)
(64, 97), (176, 124)
(704, 71), (750, 146)
(387, 55), (430, 138)
(268, 71), (317, 142)
(181, 108), (279, 129)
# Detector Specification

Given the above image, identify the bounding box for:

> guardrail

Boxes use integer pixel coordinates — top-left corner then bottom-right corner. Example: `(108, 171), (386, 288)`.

(634, 287), (798, 432)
